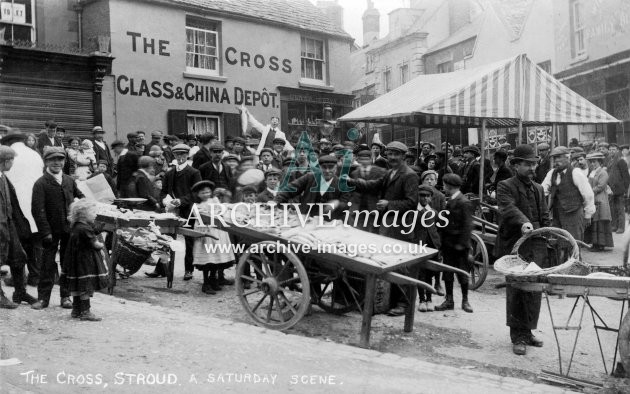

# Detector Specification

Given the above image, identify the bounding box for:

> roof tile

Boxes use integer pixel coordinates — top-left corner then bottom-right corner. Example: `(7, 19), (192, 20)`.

(166, 0), (352, 40)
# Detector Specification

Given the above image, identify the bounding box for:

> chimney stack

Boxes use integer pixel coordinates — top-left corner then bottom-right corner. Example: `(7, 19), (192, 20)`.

(362, 0), (380, 46)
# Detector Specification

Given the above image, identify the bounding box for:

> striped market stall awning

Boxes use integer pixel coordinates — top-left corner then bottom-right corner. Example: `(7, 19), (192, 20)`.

(339, 54), (619, 128)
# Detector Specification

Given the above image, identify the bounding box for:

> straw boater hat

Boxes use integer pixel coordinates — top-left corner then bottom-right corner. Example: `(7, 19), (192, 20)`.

(0, 128), (26, 146)
(586, 152), (605, 161)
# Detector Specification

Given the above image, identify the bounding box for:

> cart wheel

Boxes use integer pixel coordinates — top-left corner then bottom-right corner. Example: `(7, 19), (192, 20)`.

(311, 267), (365, 315)
(235, 241), (310, 330)
(469, 232), (489, 290)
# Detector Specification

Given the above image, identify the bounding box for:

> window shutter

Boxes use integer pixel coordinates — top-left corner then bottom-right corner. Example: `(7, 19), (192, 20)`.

(167, 110), (188, 135)
(222, 112), (241, 141)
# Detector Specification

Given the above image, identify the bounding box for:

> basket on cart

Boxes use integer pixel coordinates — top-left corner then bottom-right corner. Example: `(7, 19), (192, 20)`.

(494, 227), (591, 281)
(112, 229), (153, 276)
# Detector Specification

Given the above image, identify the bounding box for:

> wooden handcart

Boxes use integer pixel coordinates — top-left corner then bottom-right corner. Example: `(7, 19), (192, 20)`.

(205, 214), (470, 348)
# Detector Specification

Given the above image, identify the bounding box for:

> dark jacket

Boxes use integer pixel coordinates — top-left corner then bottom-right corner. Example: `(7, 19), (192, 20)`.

(534, 157), (550, 184)
(373, 156), (389, 169)
(410, 205), (441, 249)
(461, 159), (480, 194)
(495, 175), (550, 257)
(350, 164), (419, 241)
(116, 149), (142, 193)
(492, 164), (513, 192)
(37, 133), (63, 153)
(92, 139), (113, 170)
(129, 170), (161, 211)
(199, 161), (234, 192)
(161, 165), (202, 219)
(0, 175), (30, 267)
(256, 189), (277, 203)
(439, 192), (472, 251)
(192, 146), (213, 169)
(275, 173), (351, 218)
(607, 156), (630, 196)
(32, 172), (84, 236)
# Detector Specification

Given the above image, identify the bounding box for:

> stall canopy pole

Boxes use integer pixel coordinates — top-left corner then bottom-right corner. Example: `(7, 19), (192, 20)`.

(518, 120), (523, 146)
(445, 128), (450, 172)
(551, 123), (557, 148)
(478, 119), (486, 199)
(416, 124), (421, 165)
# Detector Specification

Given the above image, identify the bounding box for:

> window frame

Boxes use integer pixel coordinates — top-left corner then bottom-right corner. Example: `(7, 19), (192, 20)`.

(400, 63), (409, 85)
(437, 61), (454, 74)
(186, 113), (221, 137)
(185, 17), (221, 77)
(571, 0), (586, 59)
(383, 68), (392, 93)
(0, 0), (36, 43)
(300, 36), (327, 85)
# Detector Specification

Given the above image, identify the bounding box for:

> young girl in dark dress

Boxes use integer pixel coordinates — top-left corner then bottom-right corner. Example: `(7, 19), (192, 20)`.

(61, 200), (109, 321)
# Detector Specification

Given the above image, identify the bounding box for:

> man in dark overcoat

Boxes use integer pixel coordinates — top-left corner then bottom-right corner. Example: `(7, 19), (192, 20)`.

(347, 147), (387, 234)
(495, 144), (550, 355)
(31, 146), (84, 309)
(91, 126), (113, 174)
(344, 141), (419, 316)
(0, 146), (39, 308)
(460, 146), (481, 194)
(607, 144), (630, 233)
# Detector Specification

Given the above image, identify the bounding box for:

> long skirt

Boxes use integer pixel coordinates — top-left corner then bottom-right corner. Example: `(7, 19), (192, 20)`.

(584, 219), (614, 248)
(192, 224), (236, 269)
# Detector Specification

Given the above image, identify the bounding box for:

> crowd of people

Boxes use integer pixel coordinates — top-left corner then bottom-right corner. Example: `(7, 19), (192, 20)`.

(0, 119), (628, 356)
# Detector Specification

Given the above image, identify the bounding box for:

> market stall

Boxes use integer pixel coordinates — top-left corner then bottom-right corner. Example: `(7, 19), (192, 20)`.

(339, 53), (620, 289)
(94, 201), (211, 292)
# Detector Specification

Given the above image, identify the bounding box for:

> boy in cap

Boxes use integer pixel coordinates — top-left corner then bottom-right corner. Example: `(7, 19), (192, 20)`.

(436, 173), (473, 313)
(0, 146), (39, 309)
(144, 130), (164, 156)
(31, 146), (85, 309)
(256, 168), (282, 203)
(257, 147), (277, 172)
(156, 144), (202, 280)
(412, 184), (441, 312)
(495, 144), (550, 355)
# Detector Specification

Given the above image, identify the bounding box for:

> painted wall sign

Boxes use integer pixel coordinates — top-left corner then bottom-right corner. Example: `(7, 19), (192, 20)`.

(127, 31), (170, 56)
(225, 47), (292, 73)
(1, 2), (26, 24)
(115, 75), (278, 107)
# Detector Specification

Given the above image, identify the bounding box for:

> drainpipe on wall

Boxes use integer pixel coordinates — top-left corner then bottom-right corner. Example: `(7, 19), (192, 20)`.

(74, 2), (84, 50)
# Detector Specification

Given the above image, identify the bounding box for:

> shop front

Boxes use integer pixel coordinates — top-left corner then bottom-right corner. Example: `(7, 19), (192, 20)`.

(80, 0), (353, 143)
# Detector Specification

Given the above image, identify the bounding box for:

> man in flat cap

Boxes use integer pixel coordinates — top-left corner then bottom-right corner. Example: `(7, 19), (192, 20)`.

(157, 144), (202, 281)
(199, 142), (234, 192)
(32, 146), (85, 309)
(319, 138), (332, 156)
(0, 146), (39, 309)
(275, 154), (351, 218)
(257, 148), (278, 173)
(116, 132), (145, 197)
(542, 146), (595, 241)
(606, 143), (630, 234)
(37, 120), (62, 154)
(495, 145), (550, 355)
(192, 133), (217, 170)
(534, 143), (550, 183)
(344, 141), (419, 316)
(144, 130), (164, 156)
(91, 126), (112, 175)
(490, 150), (513, 194)
(347, 145), (387, 234)
(460, 146), (482, 194)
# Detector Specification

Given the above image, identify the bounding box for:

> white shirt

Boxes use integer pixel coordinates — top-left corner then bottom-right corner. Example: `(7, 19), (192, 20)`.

(46, 168), (63, 185)
(449, 190), (462, 200)
(5, 142), (44, 232)
(541, 167), (596, 219)
(175, 161), (189, 172)
(319, 175), (332, 196)
(417, 202), (433, 212)
(266, 187), (278, 197)
(94, 140), (106, 151)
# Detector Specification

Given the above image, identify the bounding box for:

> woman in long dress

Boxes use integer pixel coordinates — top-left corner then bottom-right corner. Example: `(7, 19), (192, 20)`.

(584, 152), (614, 250)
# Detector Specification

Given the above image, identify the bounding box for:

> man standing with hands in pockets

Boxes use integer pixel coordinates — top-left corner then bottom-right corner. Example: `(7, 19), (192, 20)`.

(495, 145), (550, 355)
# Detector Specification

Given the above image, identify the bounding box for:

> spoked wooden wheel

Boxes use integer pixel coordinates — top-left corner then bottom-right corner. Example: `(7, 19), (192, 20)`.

(310, 266), (365, 315)
(235, 241), (310, 330)
(469, 232), (489, 290)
